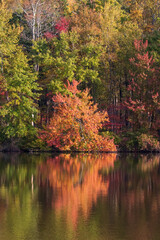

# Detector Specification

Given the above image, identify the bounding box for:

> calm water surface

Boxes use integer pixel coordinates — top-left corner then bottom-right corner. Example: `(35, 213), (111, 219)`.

(0, 153), (160, 240)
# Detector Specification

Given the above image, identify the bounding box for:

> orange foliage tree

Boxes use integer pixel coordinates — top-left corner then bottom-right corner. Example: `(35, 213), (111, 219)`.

(40, 80), (116, 151)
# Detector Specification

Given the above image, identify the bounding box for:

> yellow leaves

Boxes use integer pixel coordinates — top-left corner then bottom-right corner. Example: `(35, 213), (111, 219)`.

(100, 1), (124, 62)
(130, 2), (143, 23)
(0, 2), (22, 57)
(70, 6), (102, 45)
(66, 0), (78, 13)
(124, 0), (160, 33)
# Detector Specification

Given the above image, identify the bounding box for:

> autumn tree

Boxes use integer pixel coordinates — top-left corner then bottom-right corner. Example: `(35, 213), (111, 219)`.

(122, 0), (160, 33)
(97, 0), (142, 131)
(125, 39), (160, 131)
(32, 1), (142, 128)
(32, 6), (104, 123)
(40, 80), (116, 151)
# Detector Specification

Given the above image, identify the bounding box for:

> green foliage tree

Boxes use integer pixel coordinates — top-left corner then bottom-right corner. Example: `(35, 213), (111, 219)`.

(32, 1), (142, 128)
(33, 6), (104, 98)
(0, 2), (40, 145)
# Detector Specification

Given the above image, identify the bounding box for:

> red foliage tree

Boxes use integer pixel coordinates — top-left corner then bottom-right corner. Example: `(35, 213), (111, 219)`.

(125, 39), (160, 130)
(40, 80), (116, 151)
(55, 17), (69, 33)
(43, 31), (55, 40)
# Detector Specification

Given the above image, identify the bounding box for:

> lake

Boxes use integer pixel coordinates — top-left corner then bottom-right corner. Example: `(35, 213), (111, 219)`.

(0, 152), (160, 240)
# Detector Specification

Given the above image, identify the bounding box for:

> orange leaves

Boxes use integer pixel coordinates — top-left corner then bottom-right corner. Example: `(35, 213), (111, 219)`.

(70, 6), (102, 45)
(39, 153), (116, 227)
(40, 80), (116, 152)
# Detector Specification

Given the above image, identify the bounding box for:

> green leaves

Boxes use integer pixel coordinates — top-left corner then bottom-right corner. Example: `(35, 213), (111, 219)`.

(0, 4), (40, 142)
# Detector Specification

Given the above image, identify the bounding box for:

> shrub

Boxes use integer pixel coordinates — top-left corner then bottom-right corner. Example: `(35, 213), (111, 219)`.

(138, 134), (160, 152)
(40, 80), (116, 152)
(118, 131), (160, 152)
(118, 131), (140, 151)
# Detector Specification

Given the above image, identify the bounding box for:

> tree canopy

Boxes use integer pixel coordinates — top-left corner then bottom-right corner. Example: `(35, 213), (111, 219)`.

(0, 0), (160, 151)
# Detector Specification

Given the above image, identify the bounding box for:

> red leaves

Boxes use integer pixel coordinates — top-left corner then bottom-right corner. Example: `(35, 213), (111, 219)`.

(44, 17), (70, 39)
(43, 31), (55, 40)
(0, 91), (5, 96)
(55, 17), (69, 33)
(130, 40), (154, 70)
(134, 39), (148, 52)
(125, 39), (160, 129)
(40, 80), (116, 152)
(64, 79), (80, 94)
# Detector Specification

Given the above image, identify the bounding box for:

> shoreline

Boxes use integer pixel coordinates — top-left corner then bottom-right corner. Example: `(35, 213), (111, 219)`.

(0, 148), (160, 154)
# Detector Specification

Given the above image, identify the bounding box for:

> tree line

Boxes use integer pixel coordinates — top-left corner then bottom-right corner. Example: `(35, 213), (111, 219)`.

(0, 0), (160, 151)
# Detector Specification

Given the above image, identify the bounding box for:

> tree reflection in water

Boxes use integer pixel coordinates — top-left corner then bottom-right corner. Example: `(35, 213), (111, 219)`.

(38, 153), (116, 227)
(0, 154), (160, 240)
(107, 154), (160, 226)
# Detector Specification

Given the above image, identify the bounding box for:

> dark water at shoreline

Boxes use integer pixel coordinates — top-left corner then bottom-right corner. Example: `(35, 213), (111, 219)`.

(0, 153), (160, 240)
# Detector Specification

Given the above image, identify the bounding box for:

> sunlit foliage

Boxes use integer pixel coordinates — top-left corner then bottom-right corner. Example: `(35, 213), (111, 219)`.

(40, 80), (116, 151)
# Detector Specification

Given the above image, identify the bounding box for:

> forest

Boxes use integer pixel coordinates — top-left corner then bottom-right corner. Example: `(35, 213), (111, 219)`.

(0, 0), (160, 152)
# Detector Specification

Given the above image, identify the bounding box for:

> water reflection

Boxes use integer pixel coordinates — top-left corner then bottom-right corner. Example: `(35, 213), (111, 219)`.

(0, 153), (160, 240)
(0, 153), (43, 240)
(38, 153), (116, 227)
(106, 154), (160, 240)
